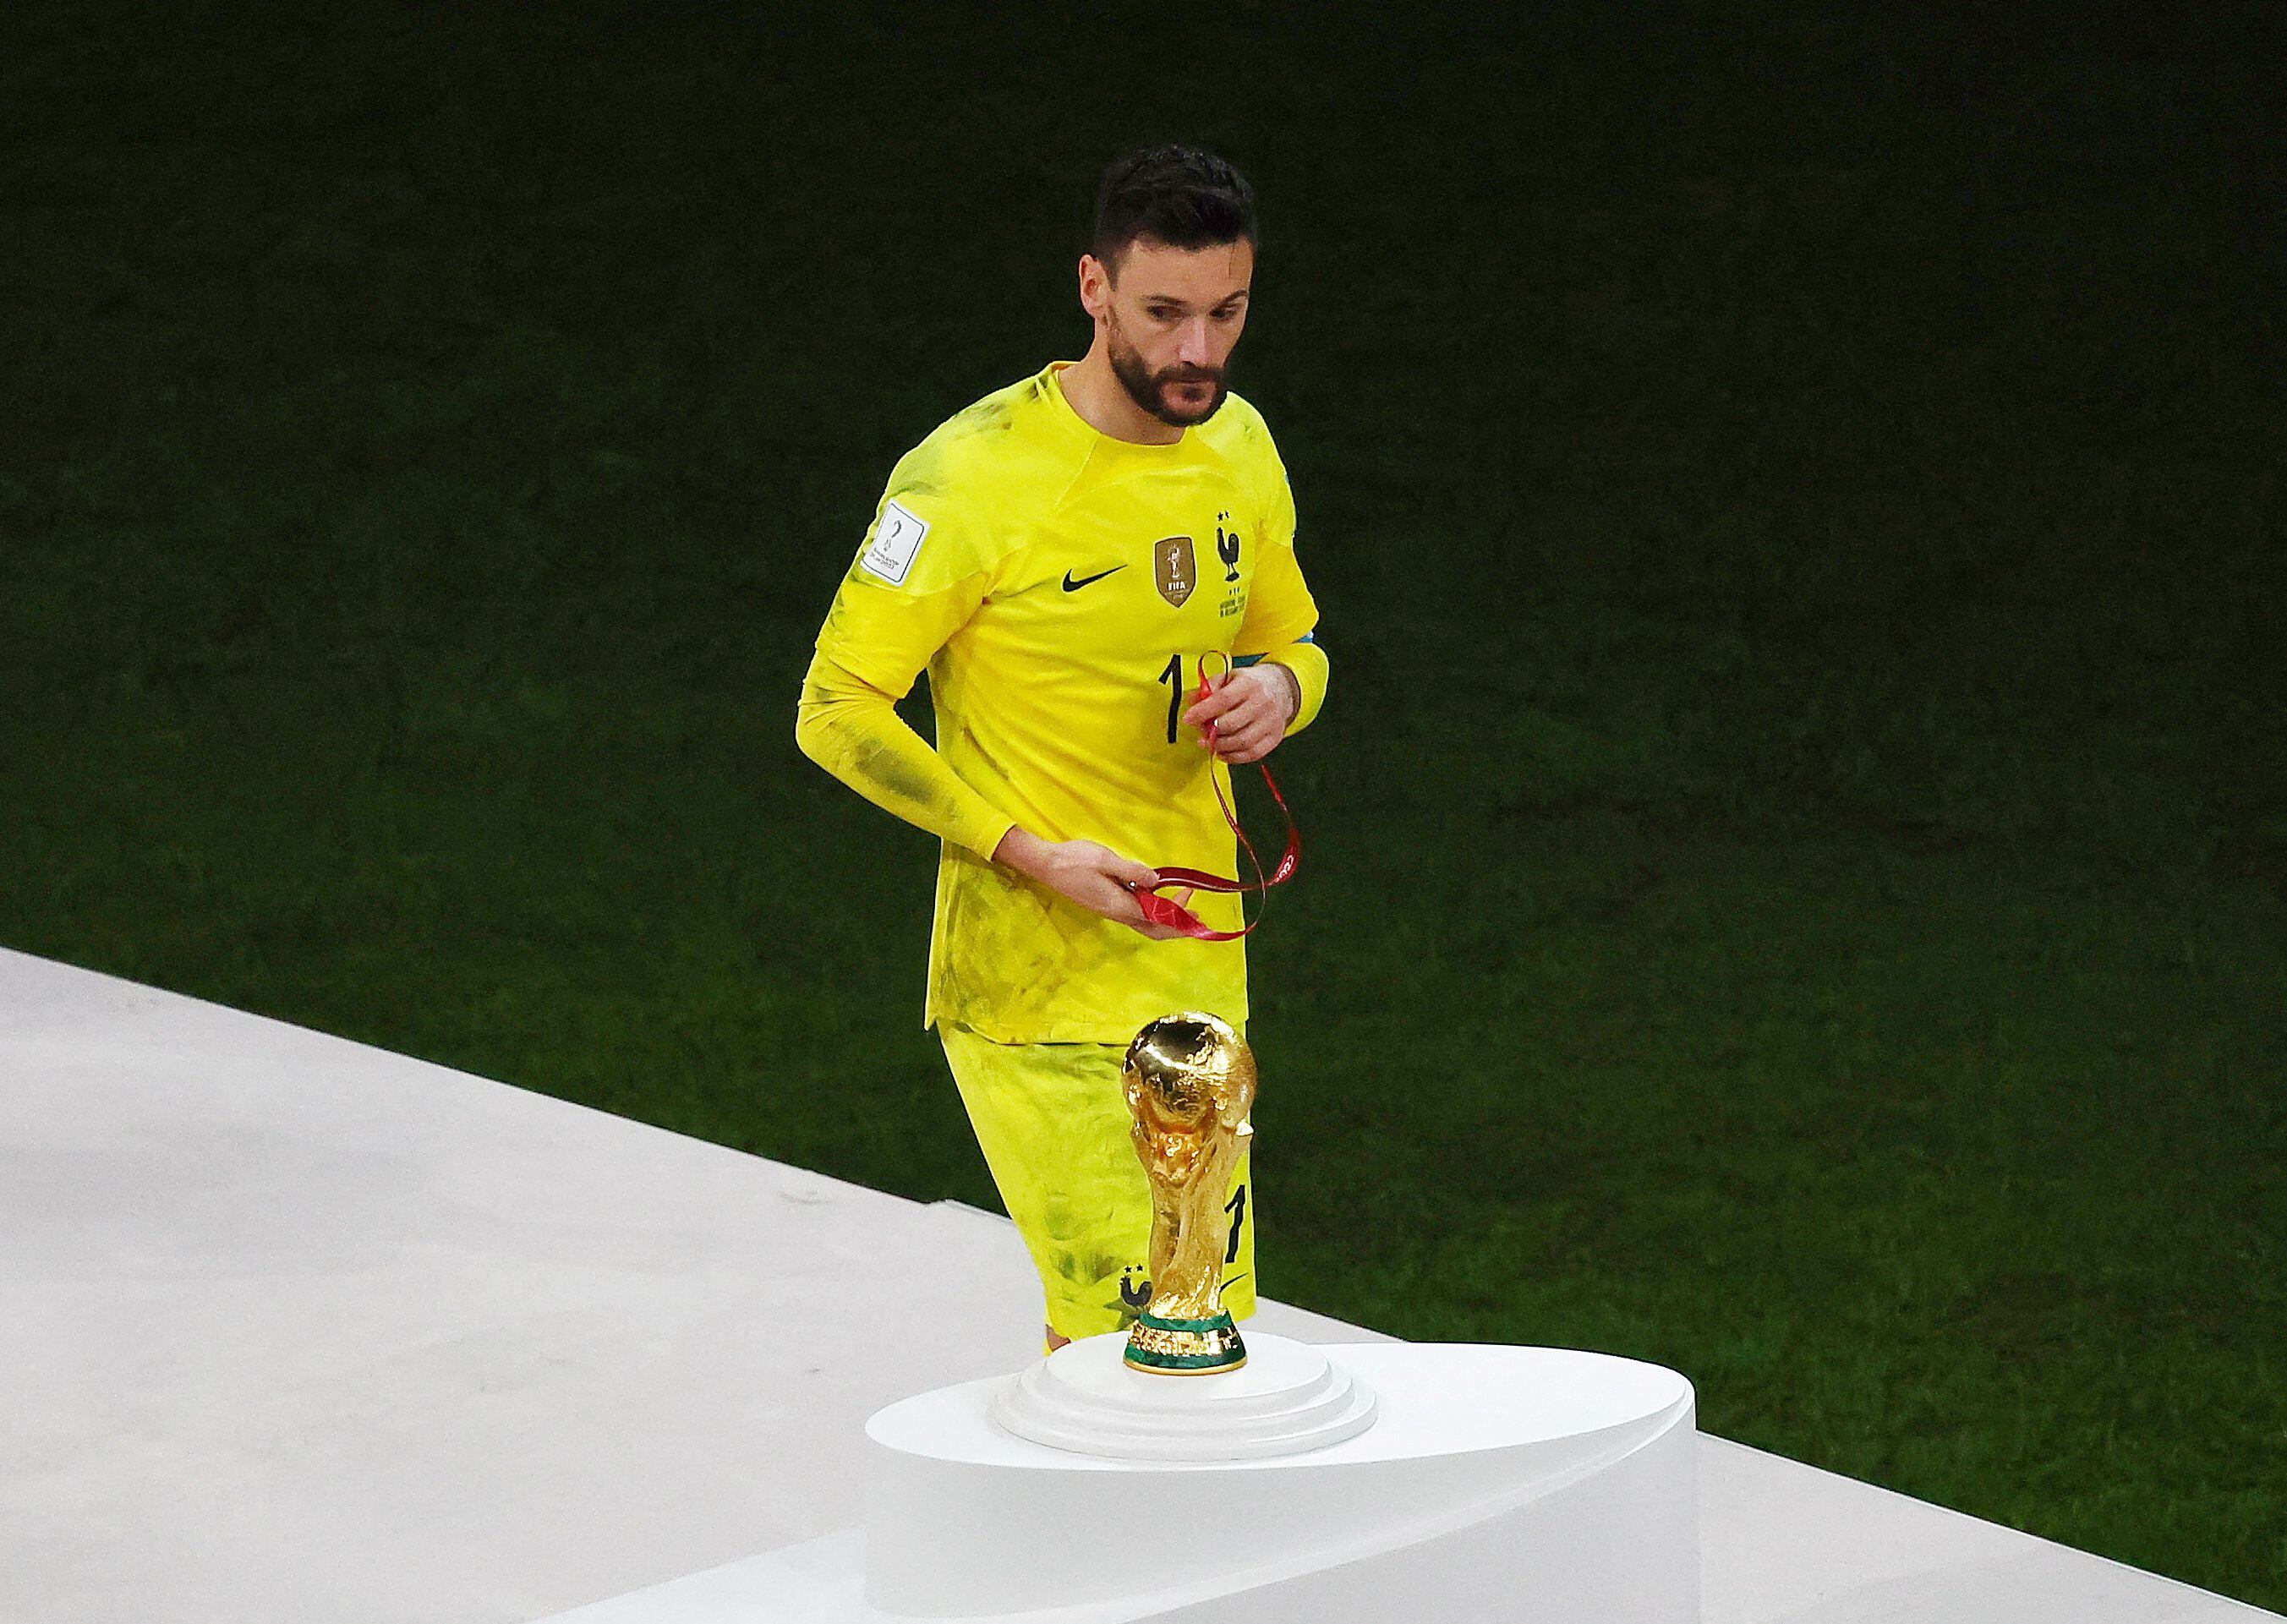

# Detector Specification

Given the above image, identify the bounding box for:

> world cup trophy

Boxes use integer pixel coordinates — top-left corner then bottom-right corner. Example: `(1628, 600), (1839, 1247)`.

(1121, 1012), (1257, 1374)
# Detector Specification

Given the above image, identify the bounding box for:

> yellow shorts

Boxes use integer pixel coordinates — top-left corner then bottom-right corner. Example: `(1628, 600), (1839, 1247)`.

(938, 1021), (1257, 1342)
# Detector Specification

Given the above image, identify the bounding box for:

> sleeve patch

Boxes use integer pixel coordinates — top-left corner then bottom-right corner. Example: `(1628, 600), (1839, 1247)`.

(860, 500), (930, 585)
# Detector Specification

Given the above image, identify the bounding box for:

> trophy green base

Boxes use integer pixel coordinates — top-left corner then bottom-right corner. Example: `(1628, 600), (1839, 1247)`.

(1123, 1309), (1248, 1374)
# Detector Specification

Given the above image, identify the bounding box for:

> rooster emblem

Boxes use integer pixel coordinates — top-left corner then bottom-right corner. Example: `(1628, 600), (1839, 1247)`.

(1214, 511), (1242, 582)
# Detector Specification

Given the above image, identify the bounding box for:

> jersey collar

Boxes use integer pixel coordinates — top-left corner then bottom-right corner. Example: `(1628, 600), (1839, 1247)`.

(1042, 359), (1195, 459)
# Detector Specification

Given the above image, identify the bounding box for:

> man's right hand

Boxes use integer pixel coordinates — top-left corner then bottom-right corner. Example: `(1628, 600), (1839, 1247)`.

(993, 828), (1198, 940)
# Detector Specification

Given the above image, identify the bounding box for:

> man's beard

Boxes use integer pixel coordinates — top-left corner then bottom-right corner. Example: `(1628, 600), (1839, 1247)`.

(1109, 326), (1228, 427)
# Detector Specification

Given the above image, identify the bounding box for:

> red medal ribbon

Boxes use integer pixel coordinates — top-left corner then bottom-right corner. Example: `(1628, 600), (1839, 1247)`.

(1127, 652), (1301, 941)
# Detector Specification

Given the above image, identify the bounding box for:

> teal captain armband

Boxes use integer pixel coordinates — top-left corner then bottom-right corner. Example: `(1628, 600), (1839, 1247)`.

(1233, 630), (1318, 668)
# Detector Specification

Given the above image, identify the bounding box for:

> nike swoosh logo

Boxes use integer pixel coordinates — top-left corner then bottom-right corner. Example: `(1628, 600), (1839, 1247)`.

(1063, 566), (1126, 592)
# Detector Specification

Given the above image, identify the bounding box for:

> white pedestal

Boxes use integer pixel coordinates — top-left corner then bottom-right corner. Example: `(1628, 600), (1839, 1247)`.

(863, 1337), (1699, 1621)
(992, 1331), (1379, 1460)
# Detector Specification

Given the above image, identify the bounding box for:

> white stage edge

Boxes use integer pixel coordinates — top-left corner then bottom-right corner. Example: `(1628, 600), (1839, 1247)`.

(0, 947), (2274, 1624)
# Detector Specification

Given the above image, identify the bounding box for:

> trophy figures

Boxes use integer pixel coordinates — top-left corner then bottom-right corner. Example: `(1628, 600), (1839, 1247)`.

(1121, 1012), (1257, 1374)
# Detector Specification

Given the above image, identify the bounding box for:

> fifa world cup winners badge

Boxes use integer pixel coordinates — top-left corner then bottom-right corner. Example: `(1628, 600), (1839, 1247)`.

(1122, 1013), (1257, 1375)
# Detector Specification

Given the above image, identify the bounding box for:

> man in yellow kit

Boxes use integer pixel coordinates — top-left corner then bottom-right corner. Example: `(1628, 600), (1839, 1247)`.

(795, 145), (1328, 1353)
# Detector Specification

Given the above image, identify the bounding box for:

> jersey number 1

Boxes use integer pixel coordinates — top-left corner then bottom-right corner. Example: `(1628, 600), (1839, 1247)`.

(1158, 653), (1185, 745)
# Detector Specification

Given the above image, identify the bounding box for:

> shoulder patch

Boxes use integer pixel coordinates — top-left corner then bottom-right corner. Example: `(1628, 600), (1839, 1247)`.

(860, 500), (929, 585)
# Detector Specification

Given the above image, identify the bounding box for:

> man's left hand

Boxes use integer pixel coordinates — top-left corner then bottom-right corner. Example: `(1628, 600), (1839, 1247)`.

(1182, 664), (1299, 764)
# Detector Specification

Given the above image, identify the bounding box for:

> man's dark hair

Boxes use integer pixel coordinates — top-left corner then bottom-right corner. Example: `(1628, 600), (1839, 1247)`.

(1092, 145), (1257, 282)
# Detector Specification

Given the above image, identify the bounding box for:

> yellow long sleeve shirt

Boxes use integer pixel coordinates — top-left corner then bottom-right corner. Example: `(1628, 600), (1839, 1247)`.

(796, 358), (1328, 1043)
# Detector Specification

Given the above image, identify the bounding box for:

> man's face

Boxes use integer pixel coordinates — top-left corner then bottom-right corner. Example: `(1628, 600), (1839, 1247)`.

(1087, 235), (1254, 428)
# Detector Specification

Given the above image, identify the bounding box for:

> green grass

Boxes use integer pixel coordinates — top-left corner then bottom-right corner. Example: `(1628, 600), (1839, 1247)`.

(3, 0), (2281, 1605)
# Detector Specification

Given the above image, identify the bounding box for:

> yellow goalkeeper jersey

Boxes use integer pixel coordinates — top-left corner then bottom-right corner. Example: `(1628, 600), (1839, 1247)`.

(797, 358), (1327, 1043)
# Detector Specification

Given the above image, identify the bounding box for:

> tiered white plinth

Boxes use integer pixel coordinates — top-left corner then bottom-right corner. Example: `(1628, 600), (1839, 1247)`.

(863, 1337), (1699, 1621)
(992, 1331), (1378, 1461)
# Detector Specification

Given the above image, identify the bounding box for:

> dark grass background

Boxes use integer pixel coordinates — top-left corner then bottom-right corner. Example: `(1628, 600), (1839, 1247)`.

(4, 0), (2283, 1605)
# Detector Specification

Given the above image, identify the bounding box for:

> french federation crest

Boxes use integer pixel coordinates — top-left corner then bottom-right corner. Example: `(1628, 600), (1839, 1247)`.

(1216, 510), (1242, 582)
(1154, 535), (1197, 607)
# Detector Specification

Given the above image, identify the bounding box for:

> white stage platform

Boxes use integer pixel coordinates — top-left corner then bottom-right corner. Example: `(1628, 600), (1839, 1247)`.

(0, 946), (2273, 1624)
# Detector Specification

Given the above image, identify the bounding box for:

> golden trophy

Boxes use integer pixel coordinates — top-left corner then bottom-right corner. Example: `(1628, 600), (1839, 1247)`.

(1121, 1012), (1257, 1375)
